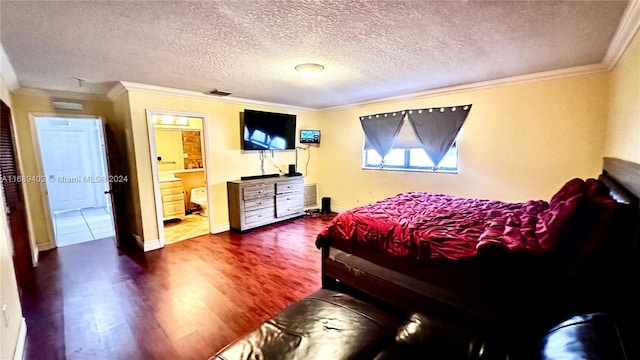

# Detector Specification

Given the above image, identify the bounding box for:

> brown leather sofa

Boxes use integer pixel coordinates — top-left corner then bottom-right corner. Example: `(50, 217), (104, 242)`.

(211, 289), (628, 360)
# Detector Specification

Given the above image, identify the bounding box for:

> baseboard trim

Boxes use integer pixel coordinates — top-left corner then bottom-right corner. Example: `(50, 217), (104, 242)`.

(330, 205), (348, 214)
(132, 233), (164, 252)
(13, 317), (26, 360)
(213, 223), (230, 234)
(144, 239), (163, 252)
(37, 242), (55, 252)
(32, 246), (39, 267)
(132, 233), (143, 250)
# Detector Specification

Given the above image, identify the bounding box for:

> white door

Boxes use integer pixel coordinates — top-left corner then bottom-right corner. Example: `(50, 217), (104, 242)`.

(36, 118), (107, 212)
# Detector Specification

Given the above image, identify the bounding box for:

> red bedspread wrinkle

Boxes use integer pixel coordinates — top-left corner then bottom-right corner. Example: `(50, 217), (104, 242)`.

(316, 192), (550, 261)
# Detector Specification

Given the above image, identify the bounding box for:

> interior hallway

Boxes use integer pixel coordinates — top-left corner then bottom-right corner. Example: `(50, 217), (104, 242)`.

(53, 207), (115, 247)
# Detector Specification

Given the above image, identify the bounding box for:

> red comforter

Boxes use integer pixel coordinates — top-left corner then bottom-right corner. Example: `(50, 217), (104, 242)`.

(316, 179), (617, 261)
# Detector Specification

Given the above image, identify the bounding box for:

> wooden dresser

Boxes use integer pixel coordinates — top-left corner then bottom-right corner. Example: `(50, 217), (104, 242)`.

(160, 179), (186, 221)
(227, 176), (304, 231)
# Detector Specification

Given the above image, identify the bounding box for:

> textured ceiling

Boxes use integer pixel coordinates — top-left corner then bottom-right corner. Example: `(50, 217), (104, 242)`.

(0, 1), (630, 109)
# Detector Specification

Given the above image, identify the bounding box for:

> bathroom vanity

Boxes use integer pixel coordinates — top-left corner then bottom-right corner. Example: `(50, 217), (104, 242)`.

(227, 176), (304, 231)
(160, 178), (186, 221)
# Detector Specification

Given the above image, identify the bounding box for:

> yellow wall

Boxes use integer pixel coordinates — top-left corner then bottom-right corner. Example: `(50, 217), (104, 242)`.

(125, 91), (320, 242)
(110, 91), (141, 238)
(0, 74), (25, 360)
(317, 73), (610, 209)
(10, 92), (115, 248)
(606, 29), (640, 163)
(174, 170), (206, 208)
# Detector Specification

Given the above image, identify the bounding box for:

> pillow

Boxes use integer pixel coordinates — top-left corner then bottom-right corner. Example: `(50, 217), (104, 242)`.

(536, 178), (586, 250)
(585, 178), (611, 198)
(565, 179), (620, 274)
(548, 178), (585, 205)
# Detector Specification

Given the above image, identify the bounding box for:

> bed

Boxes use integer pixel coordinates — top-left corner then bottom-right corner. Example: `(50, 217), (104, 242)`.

(316, 158), (640, 328)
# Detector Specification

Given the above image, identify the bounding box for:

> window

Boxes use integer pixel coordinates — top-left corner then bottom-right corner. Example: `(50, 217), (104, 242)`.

(363, 142), (458, 172)
(362, 115), (459, 172)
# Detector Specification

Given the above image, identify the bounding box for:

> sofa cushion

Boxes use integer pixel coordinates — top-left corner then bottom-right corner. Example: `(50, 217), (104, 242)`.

(212, 289), (401, 360)
(538, 313), (627, 360)
(390, 312), (507, 360)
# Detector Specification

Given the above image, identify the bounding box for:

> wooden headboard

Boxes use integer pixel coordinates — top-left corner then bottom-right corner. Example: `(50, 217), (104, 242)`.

(601, 157), (640, 205)
(600, 157), (640, 360)
(600, 157), (640, 269)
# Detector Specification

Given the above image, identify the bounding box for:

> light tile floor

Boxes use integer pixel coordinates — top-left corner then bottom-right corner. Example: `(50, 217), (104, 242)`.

(163, 213), (210, 244)
(54, 207), (115, 247)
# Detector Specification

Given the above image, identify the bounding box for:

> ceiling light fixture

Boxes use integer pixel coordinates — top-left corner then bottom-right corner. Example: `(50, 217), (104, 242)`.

(295, 63), (324, 81)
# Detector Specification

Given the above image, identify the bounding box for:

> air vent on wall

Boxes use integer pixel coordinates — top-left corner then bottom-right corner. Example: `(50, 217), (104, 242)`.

(304, 183), (317, 208)
(52, 100), (84, 111)
(206, 89), (232, 96)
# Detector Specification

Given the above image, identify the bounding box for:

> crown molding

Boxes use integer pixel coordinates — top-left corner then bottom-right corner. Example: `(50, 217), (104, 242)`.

(0, 43), (19, 91)
(111, 61), (608, 114)
(12, 87), (111, 102)
(106, 81), (127, 101)
(603, 0), (640, 70)
(321, 63), (608, 112)
(111, 81), (317, 112)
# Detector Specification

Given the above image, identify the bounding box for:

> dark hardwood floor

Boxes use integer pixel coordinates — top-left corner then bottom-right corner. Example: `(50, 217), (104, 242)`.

(20, 213), (336, 360)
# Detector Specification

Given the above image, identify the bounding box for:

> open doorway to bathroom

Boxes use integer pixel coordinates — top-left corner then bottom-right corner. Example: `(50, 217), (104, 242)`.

(147, 111), (212, 245)
(32, 116), (117, 247)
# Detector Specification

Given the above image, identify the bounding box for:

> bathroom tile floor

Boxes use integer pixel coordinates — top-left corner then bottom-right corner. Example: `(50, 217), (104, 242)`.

(53, 207), (116, 247)
(164, 213), (210, 244)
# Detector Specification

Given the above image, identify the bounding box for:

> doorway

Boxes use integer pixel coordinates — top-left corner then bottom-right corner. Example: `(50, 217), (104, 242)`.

(146, 111), (213, 245)
(32, 116), (117, 247)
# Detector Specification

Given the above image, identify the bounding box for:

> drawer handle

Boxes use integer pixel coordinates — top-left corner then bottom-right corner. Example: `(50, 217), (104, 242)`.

(257, 190), (263, 194)
(258, 202), (263, 205)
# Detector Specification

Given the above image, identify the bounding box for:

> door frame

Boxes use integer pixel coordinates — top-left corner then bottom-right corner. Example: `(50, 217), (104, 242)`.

(146, 110), (213, 247)
(28, 113), (115, 249)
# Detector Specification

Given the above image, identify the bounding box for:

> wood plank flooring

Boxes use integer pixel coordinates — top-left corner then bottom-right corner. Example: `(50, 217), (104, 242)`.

(20, 213), (336, 360)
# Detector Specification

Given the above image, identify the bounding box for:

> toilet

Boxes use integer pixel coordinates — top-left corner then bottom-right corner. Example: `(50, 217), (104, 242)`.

(190, 187), (208, 216)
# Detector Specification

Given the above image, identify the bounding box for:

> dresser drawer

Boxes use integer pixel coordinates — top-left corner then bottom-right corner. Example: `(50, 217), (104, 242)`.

(276, 197), (304, 217)
(244, 197), (274, 211)
(160, 180), (183, 189)
(163, 193), (184, 202)
(276, 192), (302, 203)
(243, 185), (275, 200)
(163, 200), (185, 217)
(161, 187), (184, 196)
(276, 180), (303, 194)
(245, 207), (275, 225)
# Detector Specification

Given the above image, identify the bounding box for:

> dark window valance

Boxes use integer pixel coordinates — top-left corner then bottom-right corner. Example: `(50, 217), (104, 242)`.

(359, 112), (404, 160)
(407, 105), (472, 167)
(360, 104), (472, 167)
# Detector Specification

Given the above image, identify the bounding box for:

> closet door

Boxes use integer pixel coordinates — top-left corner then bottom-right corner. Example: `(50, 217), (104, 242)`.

(0, 100), (34, 287)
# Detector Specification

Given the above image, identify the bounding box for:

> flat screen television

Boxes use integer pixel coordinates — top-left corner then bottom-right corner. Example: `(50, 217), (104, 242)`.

(242, 109), (296, 151)
(300, 129), (321, 144)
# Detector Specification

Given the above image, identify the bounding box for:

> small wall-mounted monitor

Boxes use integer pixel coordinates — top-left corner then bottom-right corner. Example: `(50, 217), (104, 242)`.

(300, 129), (321, 144)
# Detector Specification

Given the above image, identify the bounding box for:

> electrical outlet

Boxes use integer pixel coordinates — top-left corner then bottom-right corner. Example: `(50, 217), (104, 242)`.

(2, 304), (8, 327)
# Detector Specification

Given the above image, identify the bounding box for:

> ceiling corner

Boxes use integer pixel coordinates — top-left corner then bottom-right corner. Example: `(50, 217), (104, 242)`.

(107, 82), (127, 101)
(602, 0), (640, 70)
